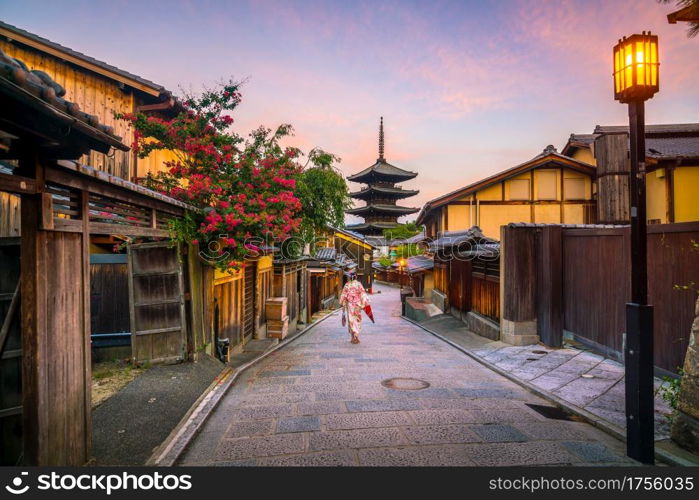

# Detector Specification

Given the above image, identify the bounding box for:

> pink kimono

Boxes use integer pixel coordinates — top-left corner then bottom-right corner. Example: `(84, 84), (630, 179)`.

(339, 279), (369, 342)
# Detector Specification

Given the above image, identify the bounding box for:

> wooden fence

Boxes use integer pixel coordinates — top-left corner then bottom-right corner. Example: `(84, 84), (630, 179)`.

(562, 226), (629, 358)
(501, 222), (699, 373)
(561, 223), (698, 372)
(434, 253), (501, 322)
(471, 260), (500, 321)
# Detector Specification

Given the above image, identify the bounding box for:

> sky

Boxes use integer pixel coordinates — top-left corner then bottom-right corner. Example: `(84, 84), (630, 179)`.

(1, 0), (697, 224)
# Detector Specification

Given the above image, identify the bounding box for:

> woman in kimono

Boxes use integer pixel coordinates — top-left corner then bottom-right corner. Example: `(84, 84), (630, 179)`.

(339, 272), (370, 344)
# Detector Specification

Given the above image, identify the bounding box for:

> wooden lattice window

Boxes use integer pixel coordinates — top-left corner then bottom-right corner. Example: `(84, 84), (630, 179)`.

(47, 183), (81, 220)
(89, 193), (152, 228)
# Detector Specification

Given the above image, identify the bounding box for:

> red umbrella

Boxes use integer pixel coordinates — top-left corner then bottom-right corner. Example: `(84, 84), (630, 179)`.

(363, 304), (375, 323)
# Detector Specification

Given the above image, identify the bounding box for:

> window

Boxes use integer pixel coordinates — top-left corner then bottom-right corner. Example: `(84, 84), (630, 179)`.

(564, 178), (586, 200)
(509, 179), (530, 200)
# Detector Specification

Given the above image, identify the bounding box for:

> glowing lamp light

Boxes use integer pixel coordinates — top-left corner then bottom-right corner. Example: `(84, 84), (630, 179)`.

(613, 31), (659, 103)
(398, 258), (406, 268)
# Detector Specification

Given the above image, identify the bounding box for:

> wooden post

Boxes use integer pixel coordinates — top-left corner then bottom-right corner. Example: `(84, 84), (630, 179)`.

(595, 133), (630, 224)
(537, 225), (563, 347)
(80, 189), (92, 461)
(39, 192), (54, 230)
(500, 224), (539, 346)
(21, 157), (91, 465)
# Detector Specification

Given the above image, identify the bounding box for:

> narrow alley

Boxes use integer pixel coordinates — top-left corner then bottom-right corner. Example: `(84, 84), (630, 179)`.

(180, 284), (635, 466)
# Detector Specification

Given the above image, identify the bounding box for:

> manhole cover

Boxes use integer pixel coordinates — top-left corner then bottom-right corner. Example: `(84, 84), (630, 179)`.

(525, 403), (585, 422)
(381, 378), (430, 390)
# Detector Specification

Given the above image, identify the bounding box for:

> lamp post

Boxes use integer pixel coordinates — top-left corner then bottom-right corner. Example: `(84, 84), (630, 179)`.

(612, 31), (659, 465)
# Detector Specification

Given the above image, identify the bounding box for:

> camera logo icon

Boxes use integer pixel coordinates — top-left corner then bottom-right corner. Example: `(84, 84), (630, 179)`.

(5, 472), (29, 495)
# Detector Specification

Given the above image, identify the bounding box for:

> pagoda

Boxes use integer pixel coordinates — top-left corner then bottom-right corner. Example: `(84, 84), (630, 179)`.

(346, 117), (419, 237)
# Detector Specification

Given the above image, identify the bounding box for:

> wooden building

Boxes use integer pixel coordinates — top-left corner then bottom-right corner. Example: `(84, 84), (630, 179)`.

(428, 228), (501, 339)
(306, 247), (344, 316)
(272, 257), (308, 334)
(346, 118), (419, 236)
(210, 254), (276, 359)
(329, 225), (375, 291)
(562, 124), (699, 224)
(416, 146), (597, 240)
(0, 51), (200, 465)
(0, 23), (183, 359)
(0, 21), (180, 184)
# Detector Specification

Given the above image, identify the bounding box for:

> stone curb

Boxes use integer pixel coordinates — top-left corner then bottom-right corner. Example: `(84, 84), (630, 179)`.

(148, 309), (341, 466)
(401, 315), (696, 467)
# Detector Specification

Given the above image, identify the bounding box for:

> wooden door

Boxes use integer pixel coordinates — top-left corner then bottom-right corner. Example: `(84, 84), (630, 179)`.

(310, 274), (321, 314)
(127, 242), (187, 363)
(0, 240), (21, 465)
(213, 274), (243, 352)
(90, 253), (130, 337)
(242, 262), (256, 342)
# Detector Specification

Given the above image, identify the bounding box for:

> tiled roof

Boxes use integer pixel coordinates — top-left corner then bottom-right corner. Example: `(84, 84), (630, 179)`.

(350, 185), (419, 199)
(0, 47), (127, 151)
(646, 136), (699, 159)
(0, 21), (168, 96)
(561, 133), (597, 155)
(327, 224), (377, 249)
(428, 226), (498, 251)
(455, 242), (500, 259)
(667, 3), (699, 23)
(594, 123), (699, 135)
(273, 256), (310, 264)
(568, 133), (597, 145)
(314, 247), (337, 261)
(366, 236), (388, 246)
(400, 255), (434, 274)
(405, 230), (427, 244)
(346, 203), (419, 216)
(564, 123), (699, 160)
(347, 159), (418, 183)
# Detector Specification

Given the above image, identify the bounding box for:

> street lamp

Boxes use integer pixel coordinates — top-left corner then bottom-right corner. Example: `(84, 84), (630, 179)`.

(396, 257), (408, 288)
(613, 31), (659, 465)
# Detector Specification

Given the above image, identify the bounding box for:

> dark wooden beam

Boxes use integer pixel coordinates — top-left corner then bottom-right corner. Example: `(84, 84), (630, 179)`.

(667, 166), (675, 223)
(0, 171), (36, 195)
(39, 193), (54, 230)
(88, 222), (170, 238)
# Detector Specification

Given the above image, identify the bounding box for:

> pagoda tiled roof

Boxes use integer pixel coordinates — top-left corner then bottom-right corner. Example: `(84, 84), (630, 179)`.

(350, 184), (419, 200)
(346, 204), (419, 216)
(347, 159), (417, 183)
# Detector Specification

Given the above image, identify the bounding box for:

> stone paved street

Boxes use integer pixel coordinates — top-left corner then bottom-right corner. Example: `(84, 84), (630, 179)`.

(179, 284), (637, 466)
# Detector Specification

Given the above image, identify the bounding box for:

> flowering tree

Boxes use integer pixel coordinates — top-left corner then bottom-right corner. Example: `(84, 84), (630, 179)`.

(117, 82), (303, 271)
(296, 148), (351, 241)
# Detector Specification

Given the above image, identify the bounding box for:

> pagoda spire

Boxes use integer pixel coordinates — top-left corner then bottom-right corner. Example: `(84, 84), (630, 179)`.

(378, 116), (384, 161)
(345, 117), (418, 237)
